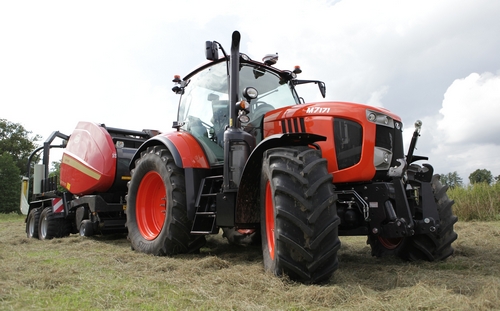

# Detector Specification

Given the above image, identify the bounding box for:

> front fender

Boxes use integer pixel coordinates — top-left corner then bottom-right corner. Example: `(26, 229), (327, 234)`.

(129, 131), (210, 170)
(234, 133), (327, 225)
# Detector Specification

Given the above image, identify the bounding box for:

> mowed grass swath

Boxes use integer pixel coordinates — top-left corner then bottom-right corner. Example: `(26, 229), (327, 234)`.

(1, 214), (499, 310)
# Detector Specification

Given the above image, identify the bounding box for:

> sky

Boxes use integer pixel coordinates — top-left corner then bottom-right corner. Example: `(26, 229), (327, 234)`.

(1, 0), (499, 183)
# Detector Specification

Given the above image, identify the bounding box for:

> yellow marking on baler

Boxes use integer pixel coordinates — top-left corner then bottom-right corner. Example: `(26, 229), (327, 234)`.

(62, 154), (101, 180)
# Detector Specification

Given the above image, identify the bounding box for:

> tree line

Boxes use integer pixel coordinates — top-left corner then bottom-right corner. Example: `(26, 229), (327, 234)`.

(440, 169), (500, 188)
(0, 119), (40, 213)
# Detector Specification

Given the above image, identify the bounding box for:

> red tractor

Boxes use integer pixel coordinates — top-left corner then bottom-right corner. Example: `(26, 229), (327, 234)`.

(125, 31), (457, 284)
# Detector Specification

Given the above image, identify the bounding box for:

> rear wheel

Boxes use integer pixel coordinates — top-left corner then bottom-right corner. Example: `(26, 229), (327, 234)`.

(26, 207), (41, 238)
(38, 207), (71, 240)
(261, 146), (340, 284)
(126, 146), (204, 255)
(369, 174), (458, 261)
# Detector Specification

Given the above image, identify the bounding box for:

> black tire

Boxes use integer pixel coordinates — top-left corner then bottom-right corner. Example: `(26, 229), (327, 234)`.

(38, 207), (71, 240)
(222, 227), (261, 246)
(369, 174), (458, 261)
(79, 220), (94, 237)
(126, 146), (205, 255)
(26, 207), (41, 239)
(260, 146), (341, 284)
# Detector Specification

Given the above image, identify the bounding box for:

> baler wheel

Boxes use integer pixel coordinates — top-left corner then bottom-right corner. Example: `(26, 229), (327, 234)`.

(260, 146), (341, 284)
(26, 207), (41, 239)
(79, 220), (94, 237)
(126, 146), (204, 255)
(38, 207), (71, 240)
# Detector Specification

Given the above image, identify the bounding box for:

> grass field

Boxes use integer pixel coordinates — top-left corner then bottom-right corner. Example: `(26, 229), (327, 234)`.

(1, 213), (499, 310)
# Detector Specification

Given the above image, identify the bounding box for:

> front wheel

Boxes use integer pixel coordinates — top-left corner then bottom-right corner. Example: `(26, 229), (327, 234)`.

(126, 146), (204, 255)
(261, 146), (341, 284)
(222, 227), (260, 246)
(369, 174), (458, 261)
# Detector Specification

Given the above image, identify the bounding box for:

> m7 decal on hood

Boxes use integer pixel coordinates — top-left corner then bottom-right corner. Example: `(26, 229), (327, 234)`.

(306, 107), (331, 114)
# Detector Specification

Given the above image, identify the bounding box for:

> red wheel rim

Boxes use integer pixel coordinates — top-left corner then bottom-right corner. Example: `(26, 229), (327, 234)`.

(378, 236), (403, 250)
(136, 171), (166, 240)
(265, 181), (275, 260)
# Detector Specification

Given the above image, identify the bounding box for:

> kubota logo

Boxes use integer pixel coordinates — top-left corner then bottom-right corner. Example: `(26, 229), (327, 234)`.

(306, 107), (330, 114)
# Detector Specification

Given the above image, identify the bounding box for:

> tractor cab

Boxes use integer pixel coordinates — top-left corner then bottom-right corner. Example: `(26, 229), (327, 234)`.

(174, 58), (301, 165)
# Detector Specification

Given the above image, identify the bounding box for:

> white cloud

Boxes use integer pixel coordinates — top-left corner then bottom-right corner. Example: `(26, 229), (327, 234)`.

(1, 0), (500, 183)
(437, 72), (500, 145)
(408, 72), (500, 181)
(367, 86), (389, 108)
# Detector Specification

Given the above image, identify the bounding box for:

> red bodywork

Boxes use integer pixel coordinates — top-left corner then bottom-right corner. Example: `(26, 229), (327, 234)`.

(60, 121), (116, 195)
(263, 101), (402, 183)
(162, 131), (210, 169)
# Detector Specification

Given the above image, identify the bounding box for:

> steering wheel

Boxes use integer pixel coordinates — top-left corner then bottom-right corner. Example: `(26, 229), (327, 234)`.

(251, 101), (274, 118)
(252, 101), (270, 111)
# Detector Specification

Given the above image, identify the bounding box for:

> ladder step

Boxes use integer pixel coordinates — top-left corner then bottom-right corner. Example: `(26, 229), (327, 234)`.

(191, 175), (223, 234)
(191, 212), (217, 234)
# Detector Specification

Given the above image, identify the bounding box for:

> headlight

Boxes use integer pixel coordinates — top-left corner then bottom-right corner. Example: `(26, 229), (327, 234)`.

(366, 110), (395, 128)
(239, 114), (250, 123)
(242, 87), (258, 100)
(374, 147), (392, 170)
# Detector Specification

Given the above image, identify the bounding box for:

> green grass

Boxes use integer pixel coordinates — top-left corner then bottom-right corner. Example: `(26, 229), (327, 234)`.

(448, 182), (500, 221)
(1, 214), (500, 310)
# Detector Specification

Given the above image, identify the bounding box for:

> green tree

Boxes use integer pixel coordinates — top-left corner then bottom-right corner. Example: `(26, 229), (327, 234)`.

(439, 171), (463, 188)
(0, 119), (41, 174)
(0, 153), (22, 213)
(49, 160), (65, 192)
(469, 169), (493, 185)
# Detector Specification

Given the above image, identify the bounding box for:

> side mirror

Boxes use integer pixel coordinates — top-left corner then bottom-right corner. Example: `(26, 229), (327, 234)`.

(292, 79), (327, 98)
(205, 41), (219, 61)
(318, 81), (326, 98)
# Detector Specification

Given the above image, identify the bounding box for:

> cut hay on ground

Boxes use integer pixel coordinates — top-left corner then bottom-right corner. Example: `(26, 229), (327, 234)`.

(0, 215), (499, 310)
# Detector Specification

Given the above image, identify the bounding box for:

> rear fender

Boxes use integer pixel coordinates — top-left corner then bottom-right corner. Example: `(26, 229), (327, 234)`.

(129, 131), (211, 224)
(234, 133), (327, 226)
(129, 131), (210, 170)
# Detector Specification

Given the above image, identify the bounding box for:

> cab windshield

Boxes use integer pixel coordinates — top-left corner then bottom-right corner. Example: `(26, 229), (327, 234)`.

(178, 60), (299, 164)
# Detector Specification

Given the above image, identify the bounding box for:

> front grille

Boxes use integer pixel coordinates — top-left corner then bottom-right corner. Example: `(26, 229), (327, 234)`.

(373, 124), (405, 181)
(334, 118), (362, 170)
(375, 125), (393, 151)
